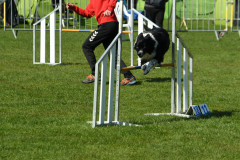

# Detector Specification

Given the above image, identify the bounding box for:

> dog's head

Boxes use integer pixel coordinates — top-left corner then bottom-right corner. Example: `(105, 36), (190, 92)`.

(134, 32), (157, 60)
(134, 26), (170, 65)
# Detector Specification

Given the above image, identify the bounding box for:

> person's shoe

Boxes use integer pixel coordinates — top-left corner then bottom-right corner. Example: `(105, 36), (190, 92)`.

(120, 76), (137, 86)
(82, 74), (101, 83)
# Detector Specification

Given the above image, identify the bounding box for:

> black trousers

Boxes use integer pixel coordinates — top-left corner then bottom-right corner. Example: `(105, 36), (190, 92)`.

(145, 7), (165, 28)
(82, 22), (133, 78)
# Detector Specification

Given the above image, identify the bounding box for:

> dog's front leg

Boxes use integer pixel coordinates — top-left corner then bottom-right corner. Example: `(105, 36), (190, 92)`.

(141, 59), (159, 75)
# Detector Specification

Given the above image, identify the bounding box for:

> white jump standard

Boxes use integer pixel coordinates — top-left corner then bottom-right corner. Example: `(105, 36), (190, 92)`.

(87, 0), (141, 128)
(33, 7), (62, 65)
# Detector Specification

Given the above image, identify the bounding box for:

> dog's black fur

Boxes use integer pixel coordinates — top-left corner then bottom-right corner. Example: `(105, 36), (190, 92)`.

(134, 26), (170, 66)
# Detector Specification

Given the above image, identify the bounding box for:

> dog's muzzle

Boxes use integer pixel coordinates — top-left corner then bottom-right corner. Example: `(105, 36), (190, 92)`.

(137, 50), (144, 58)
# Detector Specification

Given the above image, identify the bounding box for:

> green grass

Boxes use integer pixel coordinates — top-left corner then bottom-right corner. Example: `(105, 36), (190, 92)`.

(0, 28), (240, 160)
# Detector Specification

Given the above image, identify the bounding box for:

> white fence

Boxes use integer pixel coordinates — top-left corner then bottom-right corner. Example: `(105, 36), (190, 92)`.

(1, 0), (240, 37)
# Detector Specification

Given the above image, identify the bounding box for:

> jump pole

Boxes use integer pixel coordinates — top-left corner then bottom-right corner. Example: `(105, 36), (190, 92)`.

(3, 0), (6, 31)
(121, 63), (174, 71)
(62, 29), (131, 34)
(230, 0), (234, 30)
(171, 0), (176, 114)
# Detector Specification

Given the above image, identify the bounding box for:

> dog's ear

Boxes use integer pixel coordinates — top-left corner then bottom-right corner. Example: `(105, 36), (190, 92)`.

(134, 33), (144, 50)
(137, 33), (144, 39)
(135, 33), (144, 45)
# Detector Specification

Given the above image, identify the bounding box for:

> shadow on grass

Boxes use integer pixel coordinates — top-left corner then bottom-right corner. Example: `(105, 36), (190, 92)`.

(145, 77), (171, 82)
(60, 63), (83, 65)
(131, 81), (142, 85)
(128, 116), (187, 126)
(208, 110), (233, 118)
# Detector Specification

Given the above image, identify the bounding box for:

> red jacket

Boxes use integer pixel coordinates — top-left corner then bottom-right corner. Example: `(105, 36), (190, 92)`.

(71, 0), (118, 25)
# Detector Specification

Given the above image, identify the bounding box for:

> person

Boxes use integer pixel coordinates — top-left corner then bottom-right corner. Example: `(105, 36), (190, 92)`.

(66, 0), (137, 85)
(144, 0), (168, 28)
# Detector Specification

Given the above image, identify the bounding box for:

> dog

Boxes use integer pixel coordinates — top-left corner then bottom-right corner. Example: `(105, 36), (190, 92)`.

(134, 26), (170, 75)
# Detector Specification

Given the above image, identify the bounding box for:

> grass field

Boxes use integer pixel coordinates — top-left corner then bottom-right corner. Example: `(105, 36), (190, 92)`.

(0, 27), (240, 159)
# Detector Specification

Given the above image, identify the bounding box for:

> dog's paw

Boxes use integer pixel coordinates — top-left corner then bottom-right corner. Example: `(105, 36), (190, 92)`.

(143, 65), (153, 75)
(141, 62), (150, 75)
(142, 60), (158, 75)
(144, 68), (150, 75)
(141, 62), (149, 71)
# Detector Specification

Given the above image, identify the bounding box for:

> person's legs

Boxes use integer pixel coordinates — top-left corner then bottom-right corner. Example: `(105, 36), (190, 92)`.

(82, 30), (101, 75)
(101, 23), (134, 79)
(155, 8), (165, 28)
(99, 22), (137, 85)
(144, 7), (156, 23)
(82, 23), (116, 83)
(145, 7), (165, 28)
(82, 22), (118, 75)
(82, 22), (136, 85)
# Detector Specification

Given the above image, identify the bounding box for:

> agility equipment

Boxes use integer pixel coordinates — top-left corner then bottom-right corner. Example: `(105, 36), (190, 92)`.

(62, 29), (131, 34)
(187, 104), (210, 117)
(32, 0), (200, 128)
(32, 1), (130, 65)
(87, 32), (141, 127)
(3, 0), (6, 28)
(121, 63), (174, 71)
(145, 33), (194, 117)
(89, 0), (197, 128)
(87, 0), (141, 128)
(115, 1), (134, 63)
(33, 6), (62, 65)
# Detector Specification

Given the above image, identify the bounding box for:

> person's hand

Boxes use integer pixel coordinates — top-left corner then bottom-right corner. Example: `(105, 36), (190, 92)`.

(103, 10), (111, 16)
(66, 3), (74, 10)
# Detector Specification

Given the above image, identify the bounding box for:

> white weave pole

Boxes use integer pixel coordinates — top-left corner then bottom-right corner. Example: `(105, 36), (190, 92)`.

(40, 19), (46, 63)
(115, 0), (123, 122)
(59, 0), (62, 64)
(137, 14), (143, 66)
(107, 45), (116, 123)
(50, 12), (56, 64)
(171, 0), (176, 114)
(130, 0), (134, 66)
(176, 38), (182, 113)
(183, 48), (189, 112)
(189, 57), (193, 106)
(99, 56), (107, 124)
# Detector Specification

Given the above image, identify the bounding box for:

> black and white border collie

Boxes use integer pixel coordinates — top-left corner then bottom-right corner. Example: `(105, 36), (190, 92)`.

(134, 26), (170, 75)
